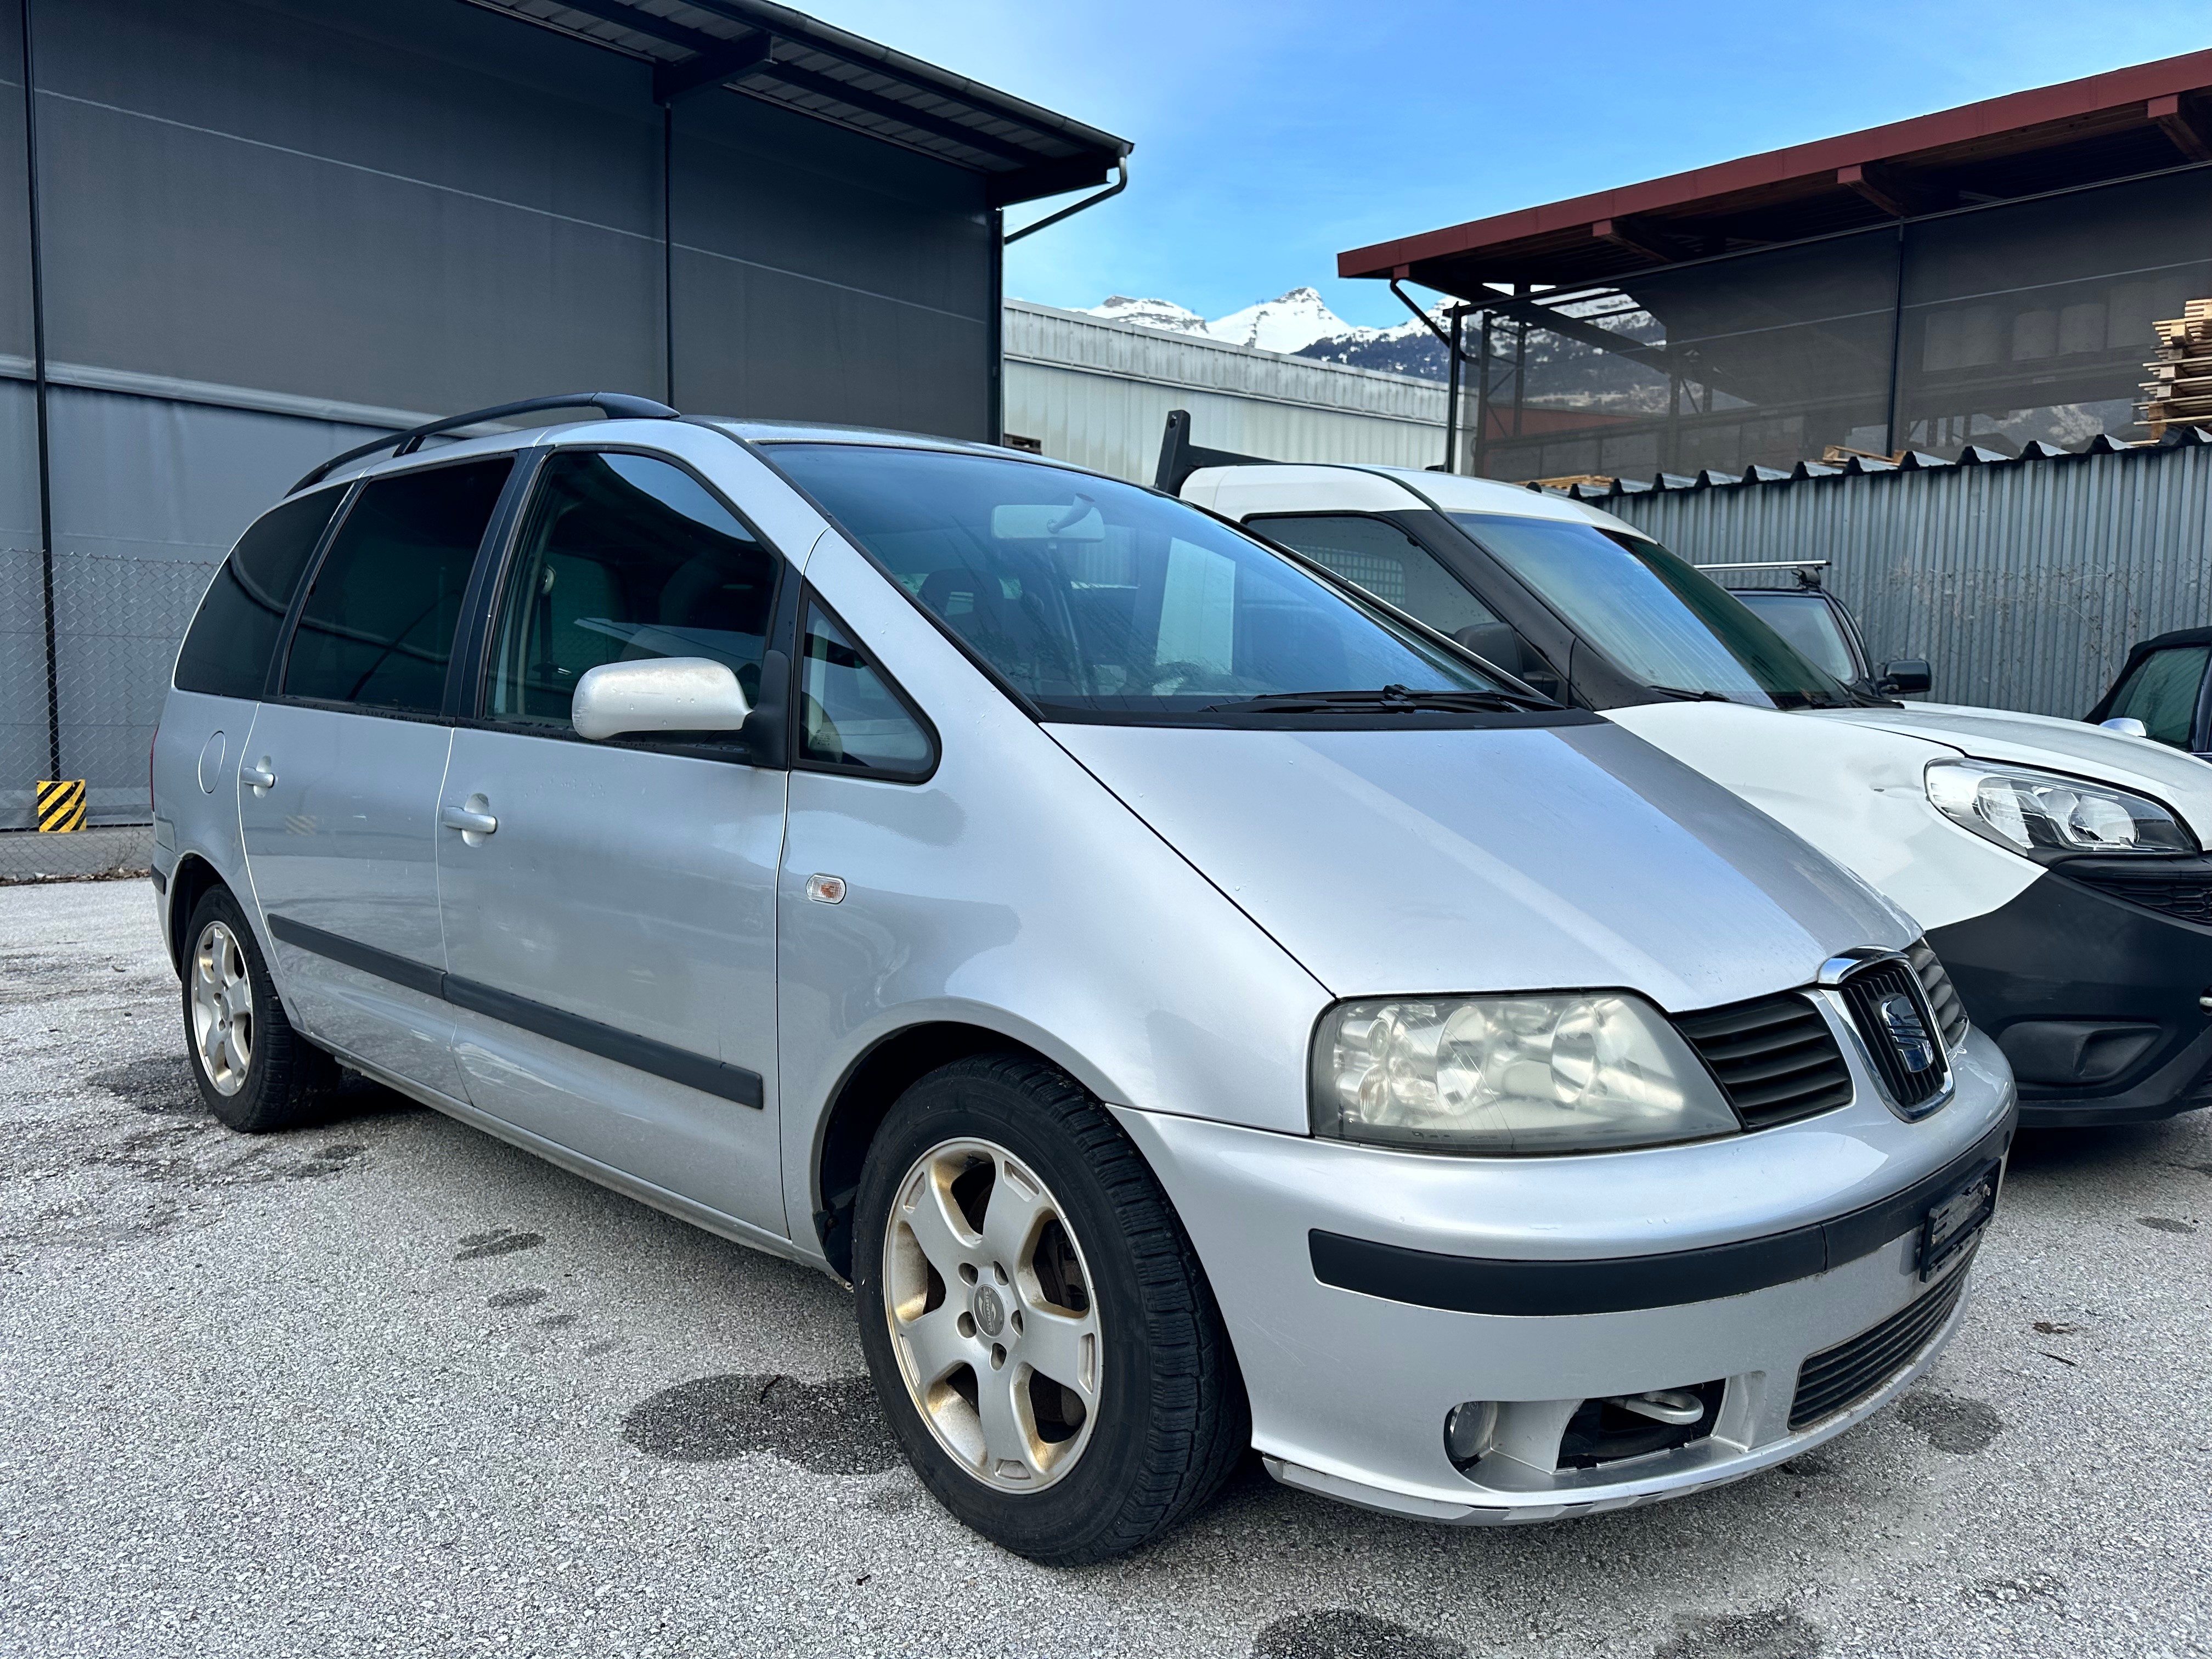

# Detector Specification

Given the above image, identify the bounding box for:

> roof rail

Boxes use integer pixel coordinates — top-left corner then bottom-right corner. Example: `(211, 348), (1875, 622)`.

(1153, 409), (1281, 494)
(290, 392), (680, 494)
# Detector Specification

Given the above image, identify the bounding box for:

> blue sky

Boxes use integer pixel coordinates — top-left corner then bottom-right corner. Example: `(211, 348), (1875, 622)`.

(802, 2), (2210, 328)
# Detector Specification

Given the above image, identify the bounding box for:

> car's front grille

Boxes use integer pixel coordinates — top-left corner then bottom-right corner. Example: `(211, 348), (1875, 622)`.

(1906, 940), (1970, 1050)
(1790, 1260), (1972, 1430)
(2064, 864), (2212, 927)
(1836, 958), (1949, 1112)
(1675, 992), (1853, 1131)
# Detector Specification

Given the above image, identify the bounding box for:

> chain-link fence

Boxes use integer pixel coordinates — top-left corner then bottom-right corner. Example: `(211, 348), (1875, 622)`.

(2, 544), (217, 883)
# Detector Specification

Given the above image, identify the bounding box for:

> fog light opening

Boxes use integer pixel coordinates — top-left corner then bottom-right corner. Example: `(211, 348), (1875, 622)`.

(1442, 1400), (1498, 1471)
(1557, 1379), (1724, 1470)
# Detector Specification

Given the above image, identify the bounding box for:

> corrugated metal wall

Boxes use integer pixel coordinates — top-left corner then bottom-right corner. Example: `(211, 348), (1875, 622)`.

(1, 0), (1000, 830)
(1004, 301), (1446, 484)
(1602, 447), (2212, 719)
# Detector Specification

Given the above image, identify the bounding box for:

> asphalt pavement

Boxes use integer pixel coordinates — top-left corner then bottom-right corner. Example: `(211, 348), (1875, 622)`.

(2, 878), (2207, 1659)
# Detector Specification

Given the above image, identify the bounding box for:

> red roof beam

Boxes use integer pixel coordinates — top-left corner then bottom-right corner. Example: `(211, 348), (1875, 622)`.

(1340, 47), (2212, 279)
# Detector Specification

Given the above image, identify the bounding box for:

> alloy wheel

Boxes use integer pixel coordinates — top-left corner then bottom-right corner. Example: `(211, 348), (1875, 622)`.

(190, 920), (253, 1096)
(882, 1138), (1102, 1492)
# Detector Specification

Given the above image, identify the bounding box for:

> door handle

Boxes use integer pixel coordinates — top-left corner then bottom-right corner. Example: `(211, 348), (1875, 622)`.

(440, 803), (498, 836)
(244, 761), (276, 793)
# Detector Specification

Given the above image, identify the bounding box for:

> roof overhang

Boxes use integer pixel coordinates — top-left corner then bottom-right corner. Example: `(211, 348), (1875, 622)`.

(1340, 50), (2212, 293)
(460, 0), (1130, 207)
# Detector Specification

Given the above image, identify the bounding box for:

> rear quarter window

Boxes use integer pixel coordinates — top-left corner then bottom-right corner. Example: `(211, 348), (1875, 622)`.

(172, 488), (347, 699)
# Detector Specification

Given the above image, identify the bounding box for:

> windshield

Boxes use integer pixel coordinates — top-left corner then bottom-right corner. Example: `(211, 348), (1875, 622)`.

(1450, 514), (1855, 710)
(1731, 591), (1863, 684)
(772, 444), (1514, 721)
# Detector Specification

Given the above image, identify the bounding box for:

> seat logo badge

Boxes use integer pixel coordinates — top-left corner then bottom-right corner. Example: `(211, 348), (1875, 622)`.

(1879, 993), (1936, 1073)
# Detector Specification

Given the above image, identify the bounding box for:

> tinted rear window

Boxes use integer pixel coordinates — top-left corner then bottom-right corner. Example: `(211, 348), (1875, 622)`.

(172, 488), (346, 699)
(284, 459), (511, 713)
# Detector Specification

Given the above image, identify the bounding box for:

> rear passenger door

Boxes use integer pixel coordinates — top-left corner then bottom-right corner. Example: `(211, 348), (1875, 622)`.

(241, 456), (514, 1102)
(435, 448), (792, 1238)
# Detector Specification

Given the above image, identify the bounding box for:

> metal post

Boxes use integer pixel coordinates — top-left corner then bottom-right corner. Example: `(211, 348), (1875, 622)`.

(1471, 311), (1494, 478)
(20, 0), (58, 785)
(988, 207), (1004, 443)
(1444, 308), (1464, 475)
(662, 103), (676, 407)
(1882, 221), (1906, 458)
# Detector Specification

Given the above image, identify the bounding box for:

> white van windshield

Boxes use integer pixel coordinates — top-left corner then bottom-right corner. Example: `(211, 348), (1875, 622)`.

(1452, 514), (1857, 710)
(774, 445), (1538, 723)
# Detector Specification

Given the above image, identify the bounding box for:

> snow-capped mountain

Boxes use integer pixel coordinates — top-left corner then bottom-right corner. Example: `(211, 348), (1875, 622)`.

(1079, 286), (1451, 377)
(1068, 286), (1672, 405)
(1082, 295), (1211, 335)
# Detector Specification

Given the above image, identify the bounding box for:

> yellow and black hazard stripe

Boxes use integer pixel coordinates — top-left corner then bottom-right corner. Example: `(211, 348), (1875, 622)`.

(36, 778), (87, 832)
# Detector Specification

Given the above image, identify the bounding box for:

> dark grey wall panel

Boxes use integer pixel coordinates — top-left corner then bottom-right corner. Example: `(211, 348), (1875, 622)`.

(675, 247), (989, 433)
(36, 0), (664, 413)
(0, 0), (32, 362)
(41, 389), (388, 823)
(0, 379), (42, 826)
(673, 92), (993, 436)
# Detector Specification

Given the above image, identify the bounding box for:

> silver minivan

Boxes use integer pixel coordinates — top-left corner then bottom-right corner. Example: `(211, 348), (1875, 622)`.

(151, 397), (2016, 1562)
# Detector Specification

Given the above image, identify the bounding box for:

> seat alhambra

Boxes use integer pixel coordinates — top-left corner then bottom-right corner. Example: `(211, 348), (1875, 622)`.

(152, 396), (2016, 1562)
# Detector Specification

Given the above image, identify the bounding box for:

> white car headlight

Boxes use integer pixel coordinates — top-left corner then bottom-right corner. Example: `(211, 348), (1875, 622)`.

(1310, 992), (1741, 1155)
(1924, 760), (2196, 859)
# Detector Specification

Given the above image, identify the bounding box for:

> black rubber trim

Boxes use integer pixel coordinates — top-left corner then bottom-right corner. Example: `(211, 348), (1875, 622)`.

(266, 912), (763, 1109)
(148, 867), (167, 895)
(1308, 1115), (2015, 1317)
(269, 913), (446, 1000)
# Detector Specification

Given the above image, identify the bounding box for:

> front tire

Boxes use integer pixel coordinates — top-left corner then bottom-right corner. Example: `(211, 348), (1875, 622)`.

(182, 887), (338, 1132)
(852, 1053), (1248, 1564)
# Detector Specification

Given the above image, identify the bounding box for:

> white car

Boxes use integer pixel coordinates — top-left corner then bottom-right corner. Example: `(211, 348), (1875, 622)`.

(1171, 438), (2212, 1127)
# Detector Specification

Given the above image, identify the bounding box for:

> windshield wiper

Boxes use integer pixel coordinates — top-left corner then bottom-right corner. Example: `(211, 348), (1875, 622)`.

(1646, 685), (1736, 703)
(1200, 684), (1554, 715)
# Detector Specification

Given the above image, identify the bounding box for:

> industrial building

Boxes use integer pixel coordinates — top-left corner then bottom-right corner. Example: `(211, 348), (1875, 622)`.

(1002, 299), (1446, 484)
(1333, 52), (2212, 720)
(1342, 50), (2212, 484)
(2, 0), (1126, 848)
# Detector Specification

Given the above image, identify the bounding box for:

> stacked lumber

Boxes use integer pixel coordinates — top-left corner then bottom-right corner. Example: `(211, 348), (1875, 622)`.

(2141, 298), (2212, 436)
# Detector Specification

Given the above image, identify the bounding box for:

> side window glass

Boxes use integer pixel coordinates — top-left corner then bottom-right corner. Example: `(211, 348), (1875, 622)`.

(283, 459), (511, 712)
(486, 451), (778, 727)
(799, 602), (935, 779)
(1251, 515), (1500, 635)
(174, 487), (346, 699)
(1251, 512), (1564, 697)
(2108, 646), (2209, 748)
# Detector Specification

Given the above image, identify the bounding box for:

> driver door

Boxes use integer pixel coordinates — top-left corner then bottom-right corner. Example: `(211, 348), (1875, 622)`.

(435, 449), (793, 1237)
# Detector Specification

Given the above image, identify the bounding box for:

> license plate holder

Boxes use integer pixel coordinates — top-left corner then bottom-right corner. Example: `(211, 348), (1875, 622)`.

(1917, 1158), (2000, 1280)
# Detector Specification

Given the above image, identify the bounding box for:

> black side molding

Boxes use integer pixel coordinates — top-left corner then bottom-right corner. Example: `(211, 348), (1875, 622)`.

(266, 912), (763, 1110)
(1310, 1116), (2015, 1317)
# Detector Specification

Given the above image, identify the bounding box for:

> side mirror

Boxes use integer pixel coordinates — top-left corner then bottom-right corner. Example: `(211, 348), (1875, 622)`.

(2099, 716), (2149, 738)
(1877, 658), (1931, 696)
(572, 656), (751, 741)
(1453, 620), (1524, 676)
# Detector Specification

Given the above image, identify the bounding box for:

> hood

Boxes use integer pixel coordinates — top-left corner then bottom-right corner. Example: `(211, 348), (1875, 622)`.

(1808, 702), (2212, 840)
(1046, 720), (1913, 1011)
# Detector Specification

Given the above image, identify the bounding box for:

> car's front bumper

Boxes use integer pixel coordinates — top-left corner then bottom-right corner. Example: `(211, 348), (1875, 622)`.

(1113, 1026), (2016, 1524)
(1930, 859), (2212, 1125)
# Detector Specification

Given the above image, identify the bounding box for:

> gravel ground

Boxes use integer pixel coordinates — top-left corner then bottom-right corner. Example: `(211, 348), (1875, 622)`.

(2, 879), (2208, 1659)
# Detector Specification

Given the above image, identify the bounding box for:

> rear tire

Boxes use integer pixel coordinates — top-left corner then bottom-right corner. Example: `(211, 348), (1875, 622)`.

(181, 887), (338, 1133)
(852, 1052), (1248, 1564)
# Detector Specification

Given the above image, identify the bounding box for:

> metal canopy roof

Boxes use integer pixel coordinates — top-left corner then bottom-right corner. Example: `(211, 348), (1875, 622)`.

(462, 0), (1130, 206)
(1341, 50), (2212, 293)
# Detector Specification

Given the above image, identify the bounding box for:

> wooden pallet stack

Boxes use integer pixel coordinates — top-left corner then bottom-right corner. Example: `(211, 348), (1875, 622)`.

(2141, 297), (2212, 437)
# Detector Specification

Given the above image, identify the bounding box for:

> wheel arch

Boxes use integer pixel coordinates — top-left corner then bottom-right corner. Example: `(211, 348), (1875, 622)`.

(165, 852), (229, 975)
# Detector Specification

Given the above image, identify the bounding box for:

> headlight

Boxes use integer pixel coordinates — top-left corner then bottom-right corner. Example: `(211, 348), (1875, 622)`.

(1310, 992), (1741, 1155)
(1924, 760), (2196, 859)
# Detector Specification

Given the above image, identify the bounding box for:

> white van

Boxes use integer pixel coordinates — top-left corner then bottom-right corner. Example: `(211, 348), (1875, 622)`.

(1171, 438), (2212, 1127)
